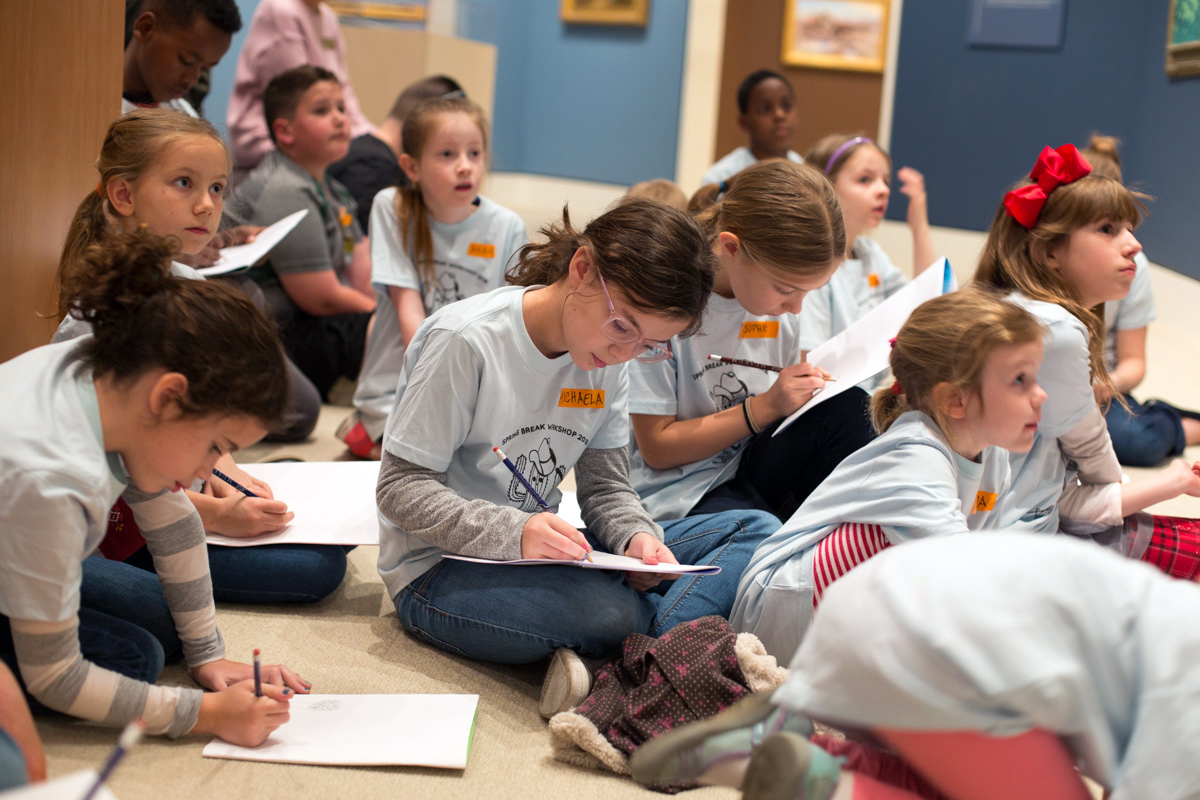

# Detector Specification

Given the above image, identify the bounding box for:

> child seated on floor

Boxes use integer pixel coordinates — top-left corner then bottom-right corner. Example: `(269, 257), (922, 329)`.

(700, 70), (804, 188)
(1082, 133), (1200, 466)
(122, 0), (241, 117)
(233, 65), (376, 400)
(329, 74), (464, 232)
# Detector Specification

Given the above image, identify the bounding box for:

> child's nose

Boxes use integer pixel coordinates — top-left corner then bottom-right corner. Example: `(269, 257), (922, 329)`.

(782, 292), (805, 315)
(1123, 231), (1143, 256)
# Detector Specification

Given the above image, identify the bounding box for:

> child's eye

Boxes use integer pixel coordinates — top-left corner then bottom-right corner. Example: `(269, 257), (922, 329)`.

(1014, 373), (1027, 386)
(179, 55), (197, 67)
(775, 285), (797, 297)
(174, 177), (192, 189)
(210, 444), (223, 456)
(1098, 223), (1114, 234)
(609, 318), (634, 336)
(470, 149), (482, 158)
(210, 182), (225, 195)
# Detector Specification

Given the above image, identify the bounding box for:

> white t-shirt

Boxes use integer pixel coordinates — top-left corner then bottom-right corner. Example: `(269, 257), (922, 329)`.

(779, 532), (1200, 799)
(0, 339), (127, 621)
(732, 411), (1011, 662)
(994, 294), (1097, 534)
(700, 147), (804, 188)
(627, 294), (802, 520)
(353, 190), (527, 438)
(798, 236), (907, 353)
(120, 96), (199, 118)
(376, 285), (633, 595)
(1102, 251), (1155, 371)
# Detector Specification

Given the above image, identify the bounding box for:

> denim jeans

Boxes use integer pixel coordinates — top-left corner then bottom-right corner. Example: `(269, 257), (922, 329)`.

(124, 544), (350, 604)
(1105, 394), (1185, 467)
(0, 556), (174, 713)
(394, 510), (780, 664)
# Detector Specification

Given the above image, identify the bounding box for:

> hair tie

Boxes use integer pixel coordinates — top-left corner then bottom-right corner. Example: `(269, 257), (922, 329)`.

(891, 381), (903, 396)
(1003, 144), (1092, 229)
(888, 337), (897, 349)
(95, 183), (104, 198)
(824, 136), (872, 173)
(717, 180), (728, 194)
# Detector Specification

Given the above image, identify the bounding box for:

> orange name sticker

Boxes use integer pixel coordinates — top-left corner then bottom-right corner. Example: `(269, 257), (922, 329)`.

(867, 273), (880, 288)
(467, 242), (496, 259)
(558, 389), (605, 409)
(338, 207), (353, 228)
(739, 321), (779, 339)
(971, 491), (997, 514)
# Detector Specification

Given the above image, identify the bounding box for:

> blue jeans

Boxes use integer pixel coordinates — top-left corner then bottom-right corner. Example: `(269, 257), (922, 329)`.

(0, 557), (173, 714)
(1105, 394), (1185, 467)
(394, 510), (780, 664)
(0, 728), (25, 791)
(125, 544), (349, 604)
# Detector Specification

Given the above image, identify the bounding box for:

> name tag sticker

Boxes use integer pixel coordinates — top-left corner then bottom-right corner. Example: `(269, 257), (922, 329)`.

(739, 321), (779, 339)
(559, 389), (605, 409)
(467, 242), (496, 258)
(867, 273), (880, 288)
(972, 491), (997, 513)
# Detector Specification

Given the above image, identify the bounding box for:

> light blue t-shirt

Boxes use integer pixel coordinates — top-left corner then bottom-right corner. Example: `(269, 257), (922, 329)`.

(354, 190), (527, 438)
(700, 147), (804, 187)
(798, 236), (907, 353)
(627, 294), (802, 520)
(1103, 251), (1155, 370)
(994, 294), (1096, 534)
(376, 285), (633, 596)
(731, 410), (1011, 662)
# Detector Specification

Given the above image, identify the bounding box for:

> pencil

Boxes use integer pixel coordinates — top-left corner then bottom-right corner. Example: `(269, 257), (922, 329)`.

(492, 446), (593, 562)
(706, 354), (836, 381)
(253, 648), (262, 697)
(211, 468), (259, 498)
(81, 718), (145, 800)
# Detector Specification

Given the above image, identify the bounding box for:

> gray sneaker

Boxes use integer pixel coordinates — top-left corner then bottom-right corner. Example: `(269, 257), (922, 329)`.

(539, 648), (592, 719)
(741, 732), (844, 800)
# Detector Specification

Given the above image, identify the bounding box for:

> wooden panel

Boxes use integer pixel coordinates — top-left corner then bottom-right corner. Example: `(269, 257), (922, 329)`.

(340, 25), (496, 126)
(0, 0), (124, 362)
(716, 0), (882, 162)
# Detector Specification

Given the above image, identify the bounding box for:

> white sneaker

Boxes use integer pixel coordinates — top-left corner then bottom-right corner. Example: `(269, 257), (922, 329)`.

(538, 648), (592, 719)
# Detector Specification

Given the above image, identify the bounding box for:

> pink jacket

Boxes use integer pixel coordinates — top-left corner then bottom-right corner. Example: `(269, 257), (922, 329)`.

(227, 0), (374, 169)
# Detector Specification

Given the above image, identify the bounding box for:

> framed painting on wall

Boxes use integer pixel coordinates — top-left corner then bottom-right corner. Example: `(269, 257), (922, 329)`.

(781, 0), (889, 73)
(1167, 0), (1200, 77)
(560, 0), (650, 27)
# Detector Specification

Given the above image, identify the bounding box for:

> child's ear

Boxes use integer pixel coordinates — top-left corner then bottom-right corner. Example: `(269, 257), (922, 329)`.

(398, 153), (420, 184)
(130, 10), (157, 45)
(1032, 239), (1059, 270)
(716, 231), (741, 260)
(933, 381), (969, 420)
(566, 246), (593, 289)
(106, 179), (136, 218)
(272, 117), (295, 150)
(735, 112), (750, 135)
(147, 372), (190, 420)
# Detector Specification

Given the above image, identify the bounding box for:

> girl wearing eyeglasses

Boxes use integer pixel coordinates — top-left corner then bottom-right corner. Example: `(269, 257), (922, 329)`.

(629, 160), (876, 523)
(374, 197), (780, 718)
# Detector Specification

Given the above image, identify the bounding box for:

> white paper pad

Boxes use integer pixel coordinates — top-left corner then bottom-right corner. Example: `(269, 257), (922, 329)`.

(555, 490), (584, 528)
(198, 209), (308, 276)
(775, 258), (956, 435)
(0, 770), (117, 799)
(444, 551), (721, 575)
(205, 461), (381, 547)
(202, 694), (479, 768)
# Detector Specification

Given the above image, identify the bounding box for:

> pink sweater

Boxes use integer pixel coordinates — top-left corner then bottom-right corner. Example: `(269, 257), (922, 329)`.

(227, 0), (374, 168)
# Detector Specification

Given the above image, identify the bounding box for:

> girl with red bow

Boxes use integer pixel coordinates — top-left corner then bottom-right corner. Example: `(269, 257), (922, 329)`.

(975, 143), (1200, 581)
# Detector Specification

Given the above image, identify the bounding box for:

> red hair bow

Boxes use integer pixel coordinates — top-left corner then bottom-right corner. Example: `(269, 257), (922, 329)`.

(1003, 144), (1093, 229)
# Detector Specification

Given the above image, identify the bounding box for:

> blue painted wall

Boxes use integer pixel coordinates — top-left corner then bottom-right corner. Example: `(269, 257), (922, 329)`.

(207, 0), (687, 186)
(888, 1), (1200, 277)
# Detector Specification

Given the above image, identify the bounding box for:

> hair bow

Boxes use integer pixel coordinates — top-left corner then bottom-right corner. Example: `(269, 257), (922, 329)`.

(1003, 144), (1092, 229)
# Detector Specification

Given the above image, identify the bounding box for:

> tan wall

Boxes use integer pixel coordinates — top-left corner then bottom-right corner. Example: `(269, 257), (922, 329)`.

(0, 0), (124, 362)
(716, 0), (882, 163)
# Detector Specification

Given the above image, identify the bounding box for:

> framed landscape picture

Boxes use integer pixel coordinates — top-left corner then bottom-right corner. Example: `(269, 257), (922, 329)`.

(1167, 0), (1200, 77)
(781, 0), (890, 73)
(560, 0), (649, 27)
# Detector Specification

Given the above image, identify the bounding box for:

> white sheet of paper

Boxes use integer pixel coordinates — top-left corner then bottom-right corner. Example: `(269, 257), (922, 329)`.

(198, 209), (309, 276)
(205, 461), (381, 547)
(202, 694), (479, 768)
(1, 770), (117, 800)
(555, 490), (584, 528)
(775, 258), (956, 436)
(443, 551), (721, 575)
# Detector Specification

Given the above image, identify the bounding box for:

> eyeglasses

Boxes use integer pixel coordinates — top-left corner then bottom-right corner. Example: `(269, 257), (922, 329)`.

(595, 271), (674, 364)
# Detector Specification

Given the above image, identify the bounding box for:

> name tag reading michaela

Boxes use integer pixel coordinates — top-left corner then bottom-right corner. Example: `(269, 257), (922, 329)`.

(739, 321), (779, 338)
(559, 389), (605, 408)
(971, 491), (997, 514)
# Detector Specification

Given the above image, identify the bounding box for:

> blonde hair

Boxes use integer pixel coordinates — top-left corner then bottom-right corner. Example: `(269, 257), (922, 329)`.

(1081, 133), (1123, 182)
(694, 160), (844, 281)
(395, 96), (490, 288)
(57, 109), (230, 321)
(626, 178), (688, 211)
(805, 132), (889, 182)
(871, 288), (1044, 436)
(973, 161), (1149, 406)
(506, 198), (714, 337)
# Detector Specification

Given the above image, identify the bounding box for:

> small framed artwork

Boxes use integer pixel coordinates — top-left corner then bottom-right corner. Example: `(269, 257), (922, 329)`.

(781, 0), (890, 73)
(1167, 0), (1200, 77)
(560, 0), (650, 27)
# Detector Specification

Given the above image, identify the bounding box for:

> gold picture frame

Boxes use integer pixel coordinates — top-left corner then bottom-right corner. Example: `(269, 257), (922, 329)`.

(325, 1), (426, 23)
(560, 0), (650, 27)
(1167, 0), (1200, 77)
(781, 0), (889, 73)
